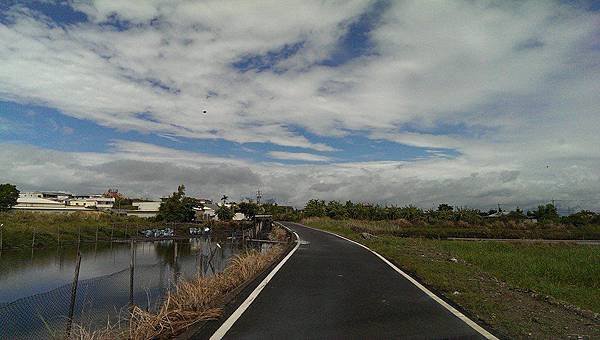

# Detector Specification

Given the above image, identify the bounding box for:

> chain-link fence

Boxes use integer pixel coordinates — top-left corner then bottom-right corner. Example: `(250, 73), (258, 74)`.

(0, 239), (233, 339)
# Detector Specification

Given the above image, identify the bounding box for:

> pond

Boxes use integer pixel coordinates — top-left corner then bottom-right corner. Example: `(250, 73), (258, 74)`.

(0, 237), (241, 339)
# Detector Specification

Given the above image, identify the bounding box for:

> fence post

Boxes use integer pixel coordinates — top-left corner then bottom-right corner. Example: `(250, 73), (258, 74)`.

(31, 226), (36, 248)
(173, 241), (180, 284)
(57, 225), (60, 245)
(95, 225), (99, 243)
(129, 240), (135, 310)
(65, 252), (82, 338)
(174, 241), (178, 262)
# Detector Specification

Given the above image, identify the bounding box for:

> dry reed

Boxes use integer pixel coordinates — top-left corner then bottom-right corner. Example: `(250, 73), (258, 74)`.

(71, 242), (285, 340)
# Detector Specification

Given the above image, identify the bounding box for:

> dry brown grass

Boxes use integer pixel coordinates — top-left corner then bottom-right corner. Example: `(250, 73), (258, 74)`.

(268, 224), (288, 242)
(71, 245), (284, 340)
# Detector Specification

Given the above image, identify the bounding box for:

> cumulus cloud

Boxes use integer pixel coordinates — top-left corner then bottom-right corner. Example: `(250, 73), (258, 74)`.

(2, 142), (600, 211)
(0, 1), (599, 210)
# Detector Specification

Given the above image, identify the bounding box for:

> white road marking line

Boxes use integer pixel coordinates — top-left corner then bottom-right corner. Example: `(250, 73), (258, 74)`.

(210, 223), (300, 340)
(296, 223), (498, 340)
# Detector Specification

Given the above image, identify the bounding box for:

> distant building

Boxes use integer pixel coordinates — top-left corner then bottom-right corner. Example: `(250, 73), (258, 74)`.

(68, 198), (97, 208)
(20, 191), (72, 203)
(69, 195), (115, 210)
(127, 201), (161, 218)
(14, 192), (88, 213)
(196, 198), (213, 205)
(195, 203), (218, 220)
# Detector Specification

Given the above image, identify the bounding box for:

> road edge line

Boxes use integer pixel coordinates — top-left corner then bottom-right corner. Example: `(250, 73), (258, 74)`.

(295, 223), (498, 340)
(209, 222), (300, 340)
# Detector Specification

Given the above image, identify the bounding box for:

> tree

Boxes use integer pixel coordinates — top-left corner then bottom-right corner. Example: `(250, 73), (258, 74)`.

(437, 204), (454, 212)
(304, 199), (326, 217)
(531, 204), (560, 223)
(326, 200), (347, 219)
(216, 205), (234, 221)
(156, 185), (195, 222)
(508, 207), (526, 219)
(0, 183), (19, 212)
(563, 210), (598, 226)
(238, 202), (259, 219)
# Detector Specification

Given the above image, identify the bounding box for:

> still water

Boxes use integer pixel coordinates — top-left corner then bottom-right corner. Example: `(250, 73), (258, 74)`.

(0, 238), (240, 339)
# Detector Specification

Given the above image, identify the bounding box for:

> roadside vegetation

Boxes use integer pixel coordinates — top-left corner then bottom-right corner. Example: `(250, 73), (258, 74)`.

(300, 200), (600, 239)
(71, 225), (289, 339)
(304, 218), (600, 338)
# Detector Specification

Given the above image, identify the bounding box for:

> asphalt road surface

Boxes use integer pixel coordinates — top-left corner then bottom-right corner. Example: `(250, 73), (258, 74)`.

(218, 222), (489, 339)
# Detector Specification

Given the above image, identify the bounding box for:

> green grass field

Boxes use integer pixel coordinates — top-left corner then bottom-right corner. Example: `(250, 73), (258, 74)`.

(304, 218), (600, 338)
(303, 217), (600, 240)
(0, 211), (163, 249)
(437, 240), (599, 312)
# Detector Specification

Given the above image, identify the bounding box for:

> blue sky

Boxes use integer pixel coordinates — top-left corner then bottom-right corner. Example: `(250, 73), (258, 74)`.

(1, 0), (599, 209)
(0, 100), (457, 164)
(0, 0), (454, 164)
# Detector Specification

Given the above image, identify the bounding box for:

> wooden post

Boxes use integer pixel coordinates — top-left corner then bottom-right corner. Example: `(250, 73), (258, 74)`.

(65, 252), (82, 338)
(129, 240), (135, 310)
(173, 241), (180, 284)
(95, 225), (99, 243)
(174, 241), (178, 261)
(31, 226), (36, 248)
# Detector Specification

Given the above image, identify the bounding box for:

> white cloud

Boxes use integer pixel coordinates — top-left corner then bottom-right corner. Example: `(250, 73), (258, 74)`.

(1, 142), (599, 211)
(1, 1), (599, 209)
(268, 151), (331, 162)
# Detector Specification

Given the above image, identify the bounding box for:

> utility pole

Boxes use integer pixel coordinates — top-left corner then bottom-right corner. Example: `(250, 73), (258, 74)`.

(256, 189), (262, 205)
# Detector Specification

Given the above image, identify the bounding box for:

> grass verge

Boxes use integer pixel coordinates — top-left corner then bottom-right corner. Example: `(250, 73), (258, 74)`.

(303, 218), (600, 339)
(301, 217), (600, 240)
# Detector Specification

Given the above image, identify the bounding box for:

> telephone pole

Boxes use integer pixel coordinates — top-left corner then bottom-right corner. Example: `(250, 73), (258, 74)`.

(256, 189), (262, 205)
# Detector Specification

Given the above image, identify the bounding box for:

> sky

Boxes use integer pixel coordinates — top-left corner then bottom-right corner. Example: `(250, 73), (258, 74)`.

(0, 0), (599, 211)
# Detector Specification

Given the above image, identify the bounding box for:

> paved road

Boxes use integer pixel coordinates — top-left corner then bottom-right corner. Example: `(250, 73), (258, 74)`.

(218, 222), (488, 339)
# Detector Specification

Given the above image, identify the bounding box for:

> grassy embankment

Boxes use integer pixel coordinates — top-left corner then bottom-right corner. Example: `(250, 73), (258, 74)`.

(303, 217), (600, 339)
(312, 217), (600, 240)
(71, 225), (289, 339)
(0, 211), (163, 249)
(0, 211), (249, 249)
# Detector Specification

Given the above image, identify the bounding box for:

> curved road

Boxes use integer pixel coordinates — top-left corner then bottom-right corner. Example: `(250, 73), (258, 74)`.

(214, 222), (491, 339)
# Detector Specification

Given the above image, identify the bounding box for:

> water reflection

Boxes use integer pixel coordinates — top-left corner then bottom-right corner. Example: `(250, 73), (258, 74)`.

(0, 238), (240, 339)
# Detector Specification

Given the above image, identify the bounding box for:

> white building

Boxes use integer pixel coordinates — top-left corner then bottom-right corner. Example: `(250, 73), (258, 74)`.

(68, 198), (97, 208)
(194, 204), (218, 220)
(127, 201), (161, 218)
(14, 192), (114, 213)
(69, 195), (115, 210)
(14, 193), (88, 213)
